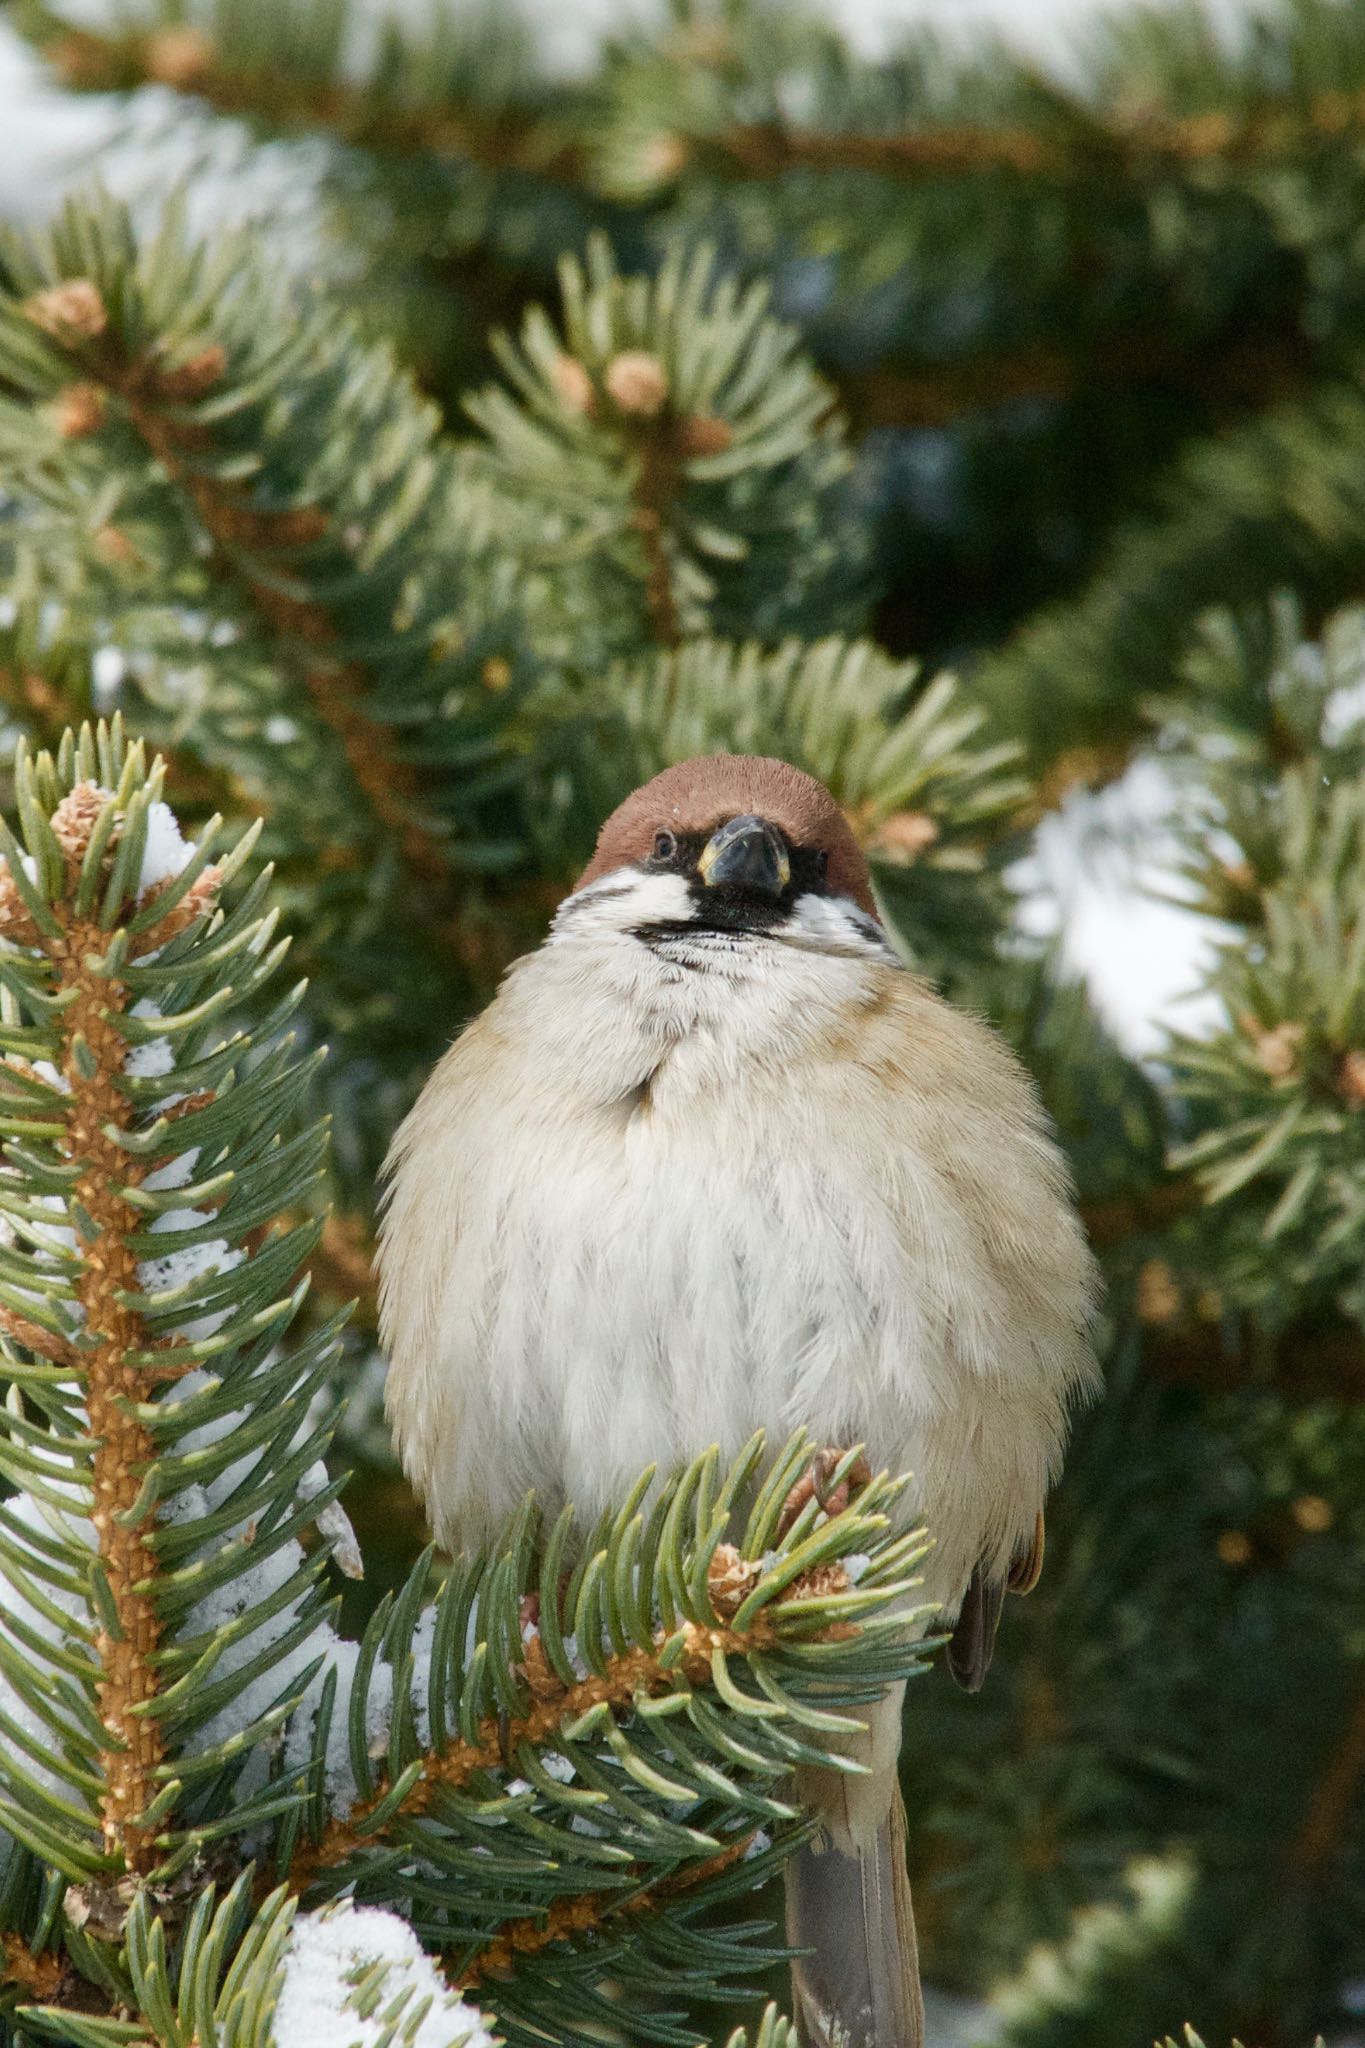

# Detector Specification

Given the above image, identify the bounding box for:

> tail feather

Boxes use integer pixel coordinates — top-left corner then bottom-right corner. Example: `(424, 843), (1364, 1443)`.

(786, 1693), (922, 2048)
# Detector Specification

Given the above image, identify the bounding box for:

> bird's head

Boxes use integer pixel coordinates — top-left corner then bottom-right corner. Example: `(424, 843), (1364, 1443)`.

(561, 755), (889, 960)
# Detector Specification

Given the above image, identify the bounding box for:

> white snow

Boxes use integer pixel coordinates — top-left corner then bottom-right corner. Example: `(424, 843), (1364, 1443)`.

(137, 802), (195, 899)
(91, 647), (126, 698)
(124, 999), (175, 1080)
(142, 1147), (201, 1193)
(137, 1207), (244, 1320)
(297, 1458), (364, 1581)
(273, 1903), (495, 2048)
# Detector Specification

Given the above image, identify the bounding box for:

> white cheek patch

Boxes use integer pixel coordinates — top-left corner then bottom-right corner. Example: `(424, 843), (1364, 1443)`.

(552, 867), (695, 941)
(781, 893), (900, 962)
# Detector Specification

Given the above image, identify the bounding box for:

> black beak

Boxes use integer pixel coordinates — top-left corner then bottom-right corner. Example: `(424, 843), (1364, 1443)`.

(697, 814), (791, 898)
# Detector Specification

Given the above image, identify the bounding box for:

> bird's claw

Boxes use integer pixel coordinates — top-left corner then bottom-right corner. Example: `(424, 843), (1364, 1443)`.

(778, 1446), (872, 1539)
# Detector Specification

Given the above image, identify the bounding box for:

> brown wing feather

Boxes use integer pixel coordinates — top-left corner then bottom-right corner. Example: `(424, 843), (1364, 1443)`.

(948, 1512), (1047, 1692)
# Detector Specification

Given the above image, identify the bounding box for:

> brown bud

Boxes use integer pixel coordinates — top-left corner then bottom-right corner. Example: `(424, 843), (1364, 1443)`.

(669, 20), (734, 65)
(52, 383), (106, 438)
(48, 32), (111, 86)
(1337, 1047), (1365, 1107)
(24, 279), (107, 343)
(677, 413), (734, 458)
(93, 525), (138, 567)
(0, 869), (39, 948)
(604, 349), (669, 418)
(143, 25), (215, 88)
(270, 506), (328, 548)
(159, 343), (226, 399)
(549, 352), (595, 416)
(876, 811), (940, 862)
(50, 782), (107, 869)
(1216, 1529), (1252, 1567)
(1291, 1494), (1332, 1533)
(1219, 858), (1255, 895)
(1241, 1016), (1305, 1082)
(1314, 90), (1352, 135)
(134, 865), (223, 954)
(707, 1541), (760, 1619)
(482, 656), (512, 693)
(638, 132), (689, 183)
(1136, 1257), (1181, 1326)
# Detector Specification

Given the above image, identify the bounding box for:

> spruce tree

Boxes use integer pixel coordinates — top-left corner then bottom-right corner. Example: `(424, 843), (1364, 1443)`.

(0, 3), (1362, 2042)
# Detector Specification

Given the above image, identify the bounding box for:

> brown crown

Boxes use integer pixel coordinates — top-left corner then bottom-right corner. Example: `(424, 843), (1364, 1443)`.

(576, 755), (877, 916)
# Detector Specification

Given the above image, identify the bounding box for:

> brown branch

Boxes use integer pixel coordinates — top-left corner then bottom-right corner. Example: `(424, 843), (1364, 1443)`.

(35, 15), (1365, 195)
(455, 1832), (755, 1989)
(1289, 1668), (1365, 1887)
(0, 1303), (78, 1369)
(43, 24), (582, 180)
(1081, 1178), (1202, 1249)
(305, 1213), (376, 1311)
(692, 87), (1365, 186)
(1, 1935), (64, 2002)
(1143, 1311), (1365, 1406)
(0, 797), (228, 1873)
(52, 911), (163, 1872)
(839, 329), (1308, 434)
(632, 427), (683, 648)
(285, 1573), (846, 1895)
(109, 388), (447, 886)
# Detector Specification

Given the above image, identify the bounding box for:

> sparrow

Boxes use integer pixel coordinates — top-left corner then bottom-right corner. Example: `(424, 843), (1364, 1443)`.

(378, 754), (1099, 2048)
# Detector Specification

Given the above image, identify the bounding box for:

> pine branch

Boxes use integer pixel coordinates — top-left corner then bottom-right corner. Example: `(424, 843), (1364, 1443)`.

(454, 1832), (757, 1990)
(25, 4), (580, 181)
(31, 0), (1365, 197)
(0, 191), (530, 907)
(0, 720), (348, 1924)
(463, 237), (870, 661)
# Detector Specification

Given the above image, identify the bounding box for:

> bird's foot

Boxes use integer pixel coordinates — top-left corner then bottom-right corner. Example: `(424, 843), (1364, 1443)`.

(777, 1446), (872, 1539)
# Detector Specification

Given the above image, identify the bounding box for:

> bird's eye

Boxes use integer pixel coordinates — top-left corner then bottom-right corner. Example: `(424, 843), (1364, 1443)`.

(652, 830), (678, 862)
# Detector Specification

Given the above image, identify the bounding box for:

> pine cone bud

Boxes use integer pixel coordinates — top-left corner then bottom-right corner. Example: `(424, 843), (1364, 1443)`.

(143, 25), (215, 88)
(677, 413), (734, 457)
(481, 656), (512, 693)
(1241, 1016), (1304, 1081)
(1337, 1047), (1365, 1106)
(876, 812), (940, 861)
(93, 525), (137, 567)
(52, 383), (106, 438)
(604, 349), (669, 417)
(159, 343), (226, 399)
(707, 1542), (760, 1619)
(24, 280), (108, 343)
(50, 782), (107, 870)
(0, 867), (39, 947)
(638, 133), (689, 183)
(1136, 1258), (1181, 1325)
(549, 353), (595, 416)
(1291, 1494), (1332, 1532)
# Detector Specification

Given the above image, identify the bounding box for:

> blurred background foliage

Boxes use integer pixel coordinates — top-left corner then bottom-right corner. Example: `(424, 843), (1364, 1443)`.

(0, 0), (1364, 2040)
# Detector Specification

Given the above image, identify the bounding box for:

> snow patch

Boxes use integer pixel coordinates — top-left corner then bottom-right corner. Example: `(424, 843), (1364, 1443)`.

(124, 999), (175, 1079)
(137, 802), (194, 899)
(273, 1903), (495, 2048)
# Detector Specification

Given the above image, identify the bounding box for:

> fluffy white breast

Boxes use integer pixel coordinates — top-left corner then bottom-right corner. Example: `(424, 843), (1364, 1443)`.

(378, 873), (1098, 1615)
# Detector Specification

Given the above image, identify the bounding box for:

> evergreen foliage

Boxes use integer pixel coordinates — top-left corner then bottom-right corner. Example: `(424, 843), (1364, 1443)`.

(0, 1), (1362, 2042)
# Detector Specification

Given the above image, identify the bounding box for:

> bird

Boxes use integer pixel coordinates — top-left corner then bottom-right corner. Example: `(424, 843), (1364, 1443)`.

(378, 753), (1099, 2048)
